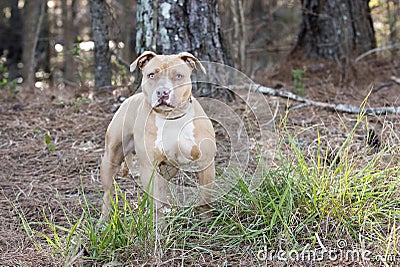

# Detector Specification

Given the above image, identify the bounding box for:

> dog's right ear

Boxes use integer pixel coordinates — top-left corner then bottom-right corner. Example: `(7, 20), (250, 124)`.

(130, 51), (157, 72)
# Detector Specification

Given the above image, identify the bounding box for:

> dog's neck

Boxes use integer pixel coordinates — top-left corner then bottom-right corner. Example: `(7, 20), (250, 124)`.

(165, 112), (186, 120)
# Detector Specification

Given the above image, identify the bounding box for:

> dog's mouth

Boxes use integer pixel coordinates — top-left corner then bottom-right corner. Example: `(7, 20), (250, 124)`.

(155, 97), (175, 108)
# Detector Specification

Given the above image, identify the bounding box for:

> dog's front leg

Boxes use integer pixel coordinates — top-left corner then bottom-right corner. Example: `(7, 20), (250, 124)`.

(197, 162), (215, 212)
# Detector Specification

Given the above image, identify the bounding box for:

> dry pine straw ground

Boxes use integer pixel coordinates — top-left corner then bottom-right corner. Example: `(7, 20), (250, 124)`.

(0, 58), (400, 266)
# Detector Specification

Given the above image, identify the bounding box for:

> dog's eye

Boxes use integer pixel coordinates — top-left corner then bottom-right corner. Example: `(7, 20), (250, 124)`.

(176, 74), (183, 80)
(148, 73), (155, 79)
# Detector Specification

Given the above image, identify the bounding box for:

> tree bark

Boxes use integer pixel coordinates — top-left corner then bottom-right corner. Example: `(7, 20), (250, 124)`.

(22, 0), (45, 85)
(294, 0), (376, 60)
(136, 0), (229, 97)
(136, 0), (156, 55)
(62, 0), (78, 83)
(136, 0), (226, 62)
(36, 3), (50, 75)
(90, 0), (112, 89)
(121, 0), (136, 63)
(387, 0), (399, 56)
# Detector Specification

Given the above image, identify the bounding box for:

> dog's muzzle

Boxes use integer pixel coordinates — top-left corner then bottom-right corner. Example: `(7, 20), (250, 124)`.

(155, 87), (174, 107)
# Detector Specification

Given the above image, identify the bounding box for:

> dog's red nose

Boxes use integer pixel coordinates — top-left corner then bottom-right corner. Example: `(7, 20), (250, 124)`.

(156, 88), (170, 98)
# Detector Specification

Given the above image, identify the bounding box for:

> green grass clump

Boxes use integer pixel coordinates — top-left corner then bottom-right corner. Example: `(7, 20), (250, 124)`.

(15, 181), (156, 266)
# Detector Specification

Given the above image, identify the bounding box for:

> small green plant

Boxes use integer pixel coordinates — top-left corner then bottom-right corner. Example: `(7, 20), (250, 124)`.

(32, 128), (42, 135)
(292, 67), (307, 96)
(45, 132), (56, 152)
(75, 97), (90, 105)
(71, 36), (83, 58)
(55, 100), (65, 106)
(0, 64), (19, 98)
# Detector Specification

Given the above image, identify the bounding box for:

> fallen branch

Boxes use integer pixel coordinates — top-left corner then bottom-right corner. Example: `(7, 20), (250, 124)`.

(355, 43), (400, 63)
(252, 83), (400, 115)
(372, 83), (393, 93)
(391, 76), (400, 85)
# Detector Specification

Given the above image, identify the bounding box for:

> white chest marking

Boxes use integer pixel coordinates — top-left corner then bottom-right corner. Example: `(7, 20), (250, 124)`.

(154, 115), (165, 151)
(155, 106), (196, 166)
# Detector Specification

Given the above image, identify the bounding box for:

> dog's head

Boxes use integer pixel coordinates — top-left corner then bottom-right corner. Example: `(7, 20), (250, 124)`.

(130, 51), (206, 114)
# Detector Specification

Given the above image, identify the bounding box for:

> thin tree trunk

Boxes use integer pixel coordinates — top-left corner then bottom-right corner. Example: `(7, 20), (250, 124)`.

(22, 0), (45, 86)
(62, 0), (77, 82)
(90, 0), (112, 89)
(121, 0), (135, 63)
(28, 0), (45, 85)
(229, 0), (246, 71)
(387, 0), (399, 56)
(37, 3), (50, 75)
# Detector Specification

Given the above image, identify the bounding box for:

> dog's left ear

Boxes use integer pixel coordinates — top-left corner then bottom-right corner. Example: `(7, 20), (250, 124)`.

(130, 51), (157, 72)
(178, 52), (206, 74)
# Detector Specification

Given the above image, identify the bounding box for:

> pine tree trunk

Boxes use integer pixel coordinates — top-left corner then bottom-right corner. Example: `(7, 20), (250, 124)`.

(136, 0), (229, 97)
(136, 0), (226, 62)
(294, 0), (376, 59)
(136, 0), (156, 54)
(90, 0), (111, 89)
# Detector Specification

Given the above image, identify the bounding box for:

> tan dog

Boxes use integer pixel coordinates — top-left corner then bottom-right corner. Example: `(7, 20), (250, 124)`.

(100, 51), (216, 220)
